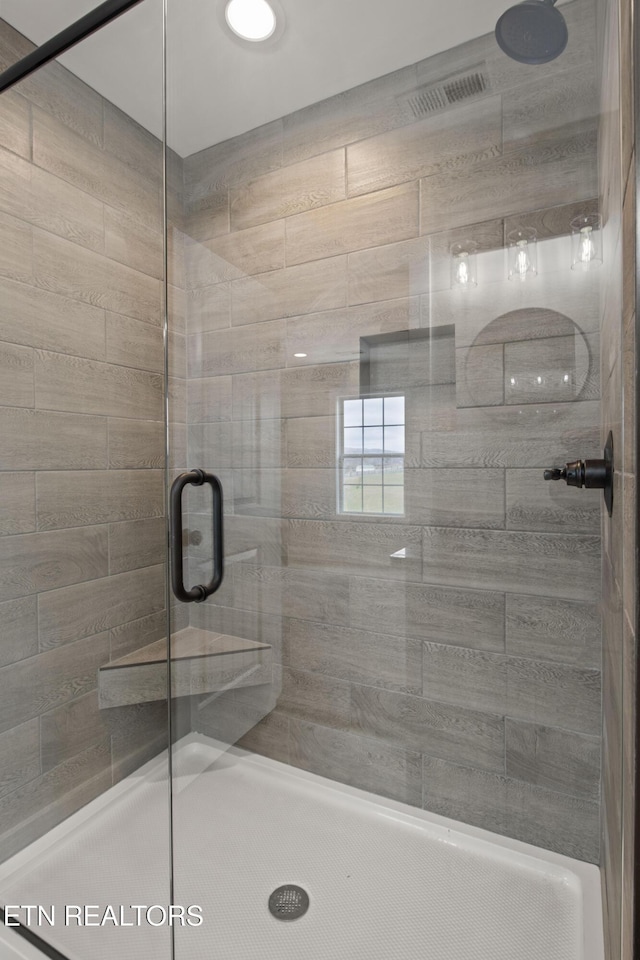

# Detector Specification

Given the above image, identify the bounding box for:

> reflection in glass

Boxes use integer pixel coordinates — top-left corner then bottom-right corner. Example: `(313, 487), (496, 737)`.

(362, 458), (383, 483)
(344, 399), (363, 427)
(507, 227), (537, 281)
(363, 397), (384, 425)
(340, 395), (405, 516)
(385, 486), (404, 514)
(571, 213), (603, 270)
(384, 459), (404, 485)
(343, 458), (362, 483)
(363, 426), (384, 452)
(384, 395), (405, 425)
(450, 240), (478, 288)
(500, 320), (591, 404)
(344, 427), (363, 454)
(384, 426), (405, 455)
(363, 486), (384, 513)
(343, 485), (363, 512)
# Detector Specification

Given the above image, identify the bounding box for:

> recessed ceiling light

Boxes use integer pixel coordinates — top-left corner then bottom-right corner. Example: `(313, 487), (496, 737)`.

(294, 353), (307, 358)
(225, 0), (277, 41)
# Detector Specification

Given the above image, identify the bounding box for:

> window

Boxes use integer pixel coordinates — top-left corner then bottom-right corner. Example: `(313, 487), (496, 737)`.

(339, 396), (405, 516)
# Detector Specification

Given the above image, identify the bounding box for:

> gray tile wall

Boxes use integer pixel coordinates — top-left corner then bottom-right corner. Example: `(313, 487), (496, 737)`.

(180, 0), (604, 862)
(0, 19), (169, 860)
(598, 0), (637, 956)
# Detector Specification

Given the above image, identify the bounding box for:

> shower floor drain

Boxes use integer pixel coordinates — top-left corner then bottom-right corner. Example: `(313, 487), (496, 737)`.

(268, 885), (310, 921)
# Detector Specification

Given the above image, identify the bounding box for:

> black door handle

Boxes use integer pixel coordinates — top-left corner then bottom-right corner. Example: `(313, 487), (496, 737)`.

(170, 469), (224, 603)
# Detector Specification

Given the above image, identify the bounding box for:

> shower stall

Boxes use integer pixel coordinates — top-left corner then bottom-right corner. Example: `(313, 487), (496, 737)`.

(0, 0), (635, 957)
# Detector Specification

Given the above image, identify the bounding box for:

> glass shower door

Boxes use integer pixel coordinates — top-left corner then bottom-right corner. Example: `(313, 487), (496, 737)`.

(167, 0), (605, 955)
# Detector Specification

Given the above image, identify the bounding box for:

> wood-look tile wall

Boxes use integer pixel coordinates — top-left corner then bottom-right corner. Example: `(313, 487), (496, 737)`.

(598, 0), (637, 955)
(181, 0), (604, 861)
(0, 19), (168, 860)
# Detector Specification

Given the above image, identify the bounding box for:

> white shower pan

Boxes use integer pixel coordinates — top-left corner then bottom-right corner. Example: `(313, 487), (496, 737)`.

(0, 735), (604, 960)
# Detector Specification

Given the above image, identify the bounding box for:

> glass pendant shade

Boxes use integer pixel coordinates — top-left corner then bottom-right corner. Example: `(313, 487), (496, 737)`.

(570, 213), (603, 270)
(507, 227), (537, 281)
(450, 240), (478, 288)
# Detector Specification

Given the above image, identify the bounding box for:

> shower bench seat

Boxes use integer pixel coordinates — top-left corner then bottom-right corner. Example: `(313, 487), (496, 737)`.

(97, 626), (272, 709)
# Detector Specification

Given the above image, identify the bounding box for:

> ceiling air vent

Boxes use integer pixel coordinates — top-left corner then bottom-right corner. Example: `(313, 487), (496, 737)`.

(407, 86), (449, 116)
(443, 72), (487, 103)
(404, 66), (490, 119)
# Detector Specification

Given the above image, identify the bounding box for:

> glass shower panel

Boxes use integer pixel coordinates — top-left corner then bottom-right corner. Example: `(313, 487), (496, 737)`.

(0, 4), (171, 959)
(168, 0), (604, 954)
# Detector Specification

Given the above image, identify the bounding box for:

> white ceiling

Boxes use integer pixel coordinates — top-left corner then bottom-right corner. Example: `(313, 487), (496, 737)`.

(0, 0), (552, 157)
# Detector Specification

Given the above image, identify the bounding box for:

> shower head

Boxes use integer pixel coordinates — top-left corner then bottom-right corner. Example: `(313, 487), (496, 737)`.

(495, 0), (568, 65)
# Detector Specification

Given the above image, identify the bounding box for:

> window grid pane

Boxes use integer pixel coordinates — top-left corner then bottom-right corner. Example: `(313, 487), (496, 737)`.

(363, 397), (383, 425)
(344, 427), (364, 455)
(341, 396), (405, 516)
(344, 399), (364, 427)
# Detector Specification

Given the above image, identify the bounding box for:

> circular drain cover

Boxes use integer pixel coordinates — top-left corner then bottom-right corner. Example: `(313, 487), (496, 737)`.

(268, 885), (310, 921)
